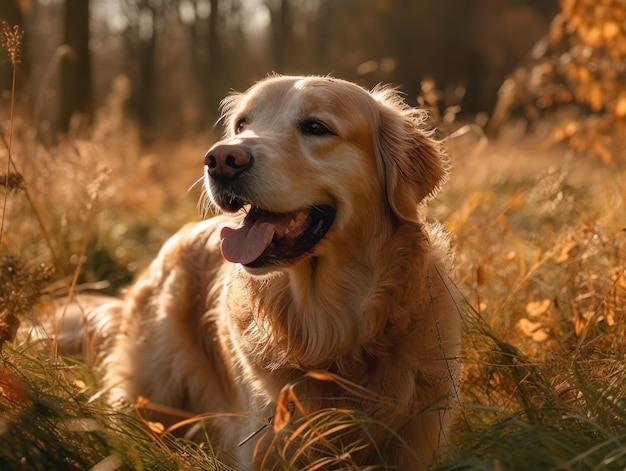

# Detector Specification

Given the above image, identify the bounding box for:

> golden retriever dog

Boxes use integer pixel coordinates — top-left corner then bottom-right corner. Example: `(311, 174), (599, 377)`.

(60, 75), (461, 470)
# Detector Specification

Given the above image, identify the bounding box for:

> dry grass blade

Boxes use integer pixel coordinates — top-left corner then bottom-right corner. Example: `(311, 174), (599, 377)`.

(275, 409), (370, 470)
(274, 382), (305, 432)
(53, 167), (111, 359)
(272, 369), (384, 434)
(0, 22), (22, 245)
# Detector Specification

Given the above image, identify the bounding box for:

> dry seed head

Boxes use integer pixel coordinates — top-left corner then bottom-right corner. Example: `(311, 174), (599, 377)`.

(0, 22), (23, 66)
(0, 172), (25, 193)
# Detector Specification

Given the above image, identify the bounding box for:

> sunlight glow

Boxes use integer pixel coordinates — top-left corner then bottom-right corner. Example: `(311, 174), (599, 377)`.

(179, 0), (196, 25)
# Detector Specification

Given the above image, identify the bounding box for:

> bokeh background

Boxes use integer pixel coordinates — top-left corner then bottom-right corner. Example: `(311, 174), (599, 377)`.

(2, 0), (562, 144)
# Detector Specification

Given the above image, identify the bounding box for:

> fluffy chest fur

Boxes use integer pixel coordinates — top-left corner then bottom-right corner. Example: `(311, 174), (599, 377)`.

(222, 221), (457, 418)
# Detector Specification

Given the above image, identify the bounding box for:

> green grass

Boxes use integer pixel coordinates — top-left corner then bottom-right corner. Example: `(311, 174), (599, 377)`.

(0, 343), (235, 470)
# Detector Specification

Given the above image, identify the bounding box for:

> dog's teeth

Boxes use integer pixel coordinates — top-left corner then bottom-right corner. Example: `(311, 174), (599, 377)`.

(286, 219), (296, 234)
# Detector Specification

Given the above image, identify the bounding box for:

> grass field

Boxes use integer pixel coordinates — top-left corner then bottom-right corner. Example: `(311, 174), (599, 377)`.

(1, 39), (626, 467)
(1, 118), (624, 469)
(436, 134), (626, 470)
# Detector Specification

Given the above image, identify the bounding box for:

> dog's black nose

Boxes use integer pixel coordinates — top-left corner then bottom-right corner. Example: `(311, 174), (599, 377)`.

(205, 144), (252, 182)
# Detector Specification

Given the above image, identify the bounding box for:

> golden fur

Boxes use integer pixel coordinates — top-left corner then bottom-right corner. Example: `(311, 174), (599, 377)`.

(62, 75), (461, 470)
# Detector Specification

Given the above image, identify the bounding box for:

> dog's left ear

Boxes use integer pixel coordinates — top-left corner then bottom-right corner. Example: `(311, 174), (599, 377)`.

(374, 89), (449, 223)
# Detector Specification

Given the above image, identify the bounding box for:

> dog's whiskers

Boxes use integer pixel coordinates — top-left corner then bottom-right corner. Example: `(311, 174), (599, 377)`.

(187, 176), (205, 193)
(197, 189), (217, 218)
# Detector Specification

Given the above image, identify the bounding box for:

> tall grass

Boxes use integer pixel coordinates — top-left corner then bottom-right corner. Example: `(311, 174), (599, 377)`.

(434, 140), (626, 470)
(0, 343), (213, 471)
(0, 22), (229, 471)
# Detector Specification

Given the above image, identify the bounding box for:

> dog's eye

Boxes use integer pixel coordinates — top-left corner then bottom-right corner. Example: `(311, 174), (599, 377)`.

(299, 119), (334, 137)
(235, 118), (246, 134)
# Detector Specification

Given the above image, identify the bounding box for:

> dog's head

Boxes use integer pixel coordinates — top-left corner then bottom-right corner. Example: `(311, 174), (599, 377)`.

(204, 75), (448, 273)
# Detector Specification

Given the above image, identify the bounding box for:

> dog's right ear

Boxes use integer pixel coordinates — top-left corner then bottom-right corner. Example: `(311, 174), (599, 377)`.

(373, 88), (448, 223)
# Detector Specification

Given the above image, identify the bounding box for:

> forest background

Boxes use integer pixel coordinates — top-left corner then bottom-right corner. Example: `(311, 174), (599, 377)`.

(1, 0), (561, 144)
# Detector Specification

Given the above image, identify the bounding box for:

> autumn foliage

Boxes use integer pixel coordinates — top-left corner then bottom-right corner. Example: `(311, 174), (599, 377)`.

(492, 0), (626, 162)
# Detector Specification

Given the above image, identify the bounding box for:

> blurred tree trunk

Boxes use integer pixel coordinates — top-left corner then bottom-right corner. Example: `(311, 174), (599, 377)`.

(59, 0), (92, 134)
(122, 1), (158, 146)
(137, 3), (157, 145)
(190, 0), (225, 123)
(316, 0), (331, 68)
(208, 0), (223, 77)
(267, 0), (293, 72)
(0, 0), (28, 95)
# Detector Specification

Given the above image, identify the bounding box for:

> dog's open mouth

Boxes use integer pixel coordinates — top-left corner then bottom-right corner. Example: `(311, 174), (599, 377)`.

(220, 205), (335, 268)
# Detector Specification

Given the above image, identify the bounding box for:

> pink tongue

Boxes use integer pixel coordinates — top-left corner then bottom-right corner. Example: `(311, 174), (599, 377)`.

(220, 213), (288, 265)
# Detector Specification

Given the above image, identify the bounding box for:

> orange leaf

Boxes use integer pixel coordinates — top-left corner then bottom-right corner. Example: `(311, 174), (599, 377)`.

(573, 312), (590, 337)
(525, 299), (551, 318)
(589, 82), (603, 111)
(603, 22), (620, 40)
(0, 372), (28, 406)
(615, 92), (626, 118)
(515, 318), (549, 342)
(555, 241), (579, 263)
(273, 386), (294, 432)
